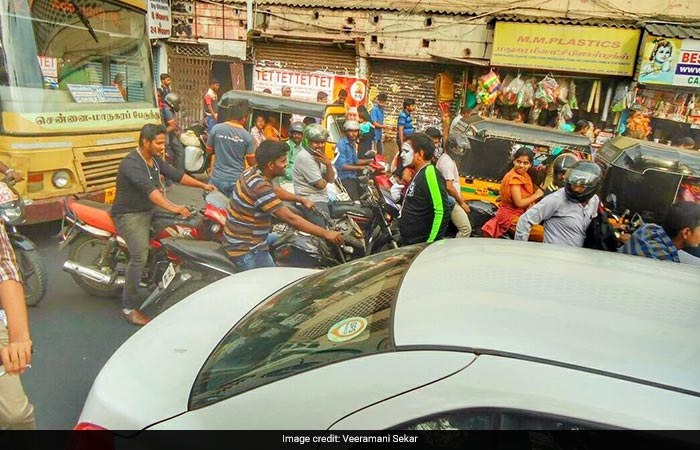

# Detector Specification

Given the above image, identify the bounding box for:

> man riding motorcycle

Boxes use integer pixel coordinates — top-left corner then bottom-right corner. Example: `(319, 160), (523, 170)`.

(111, 124), (216, 326)
(293, 124), (336, 227)
(334, 120), (373, 201)
(224, 140), (343, 272)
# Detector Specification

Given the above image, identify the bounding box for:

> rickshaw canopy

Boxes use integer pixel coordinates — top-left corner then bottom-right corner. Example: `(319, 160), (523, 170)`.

(457, 116), (593, 150)
(595, 136), (700, 177)
(218, 90), (330, 118)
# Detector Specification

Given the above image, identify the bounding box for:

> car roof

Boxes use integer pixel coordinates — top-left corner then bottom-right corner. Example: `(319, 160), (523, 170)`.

(393, 239), (700, 395)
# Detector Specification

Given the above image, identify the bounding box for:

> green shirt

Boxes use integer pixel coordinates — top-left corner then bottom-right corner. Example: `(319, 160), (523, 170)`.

(281, 139), (303, 184)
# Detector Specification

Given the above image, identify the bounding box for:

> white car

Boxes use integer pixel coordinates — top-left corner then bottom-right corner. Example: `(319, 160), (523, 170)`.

(77, 239), (700, 430)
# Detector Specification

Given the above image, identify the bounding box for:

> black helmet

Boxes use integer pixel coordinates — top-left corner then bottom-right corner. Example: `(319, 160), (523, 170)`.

(164, 93), (181, 111)
(564, 161), (602, 203)
(553, 153), (580, 177)
(289, 121), (305, 134)
(304, 124), (329, 143)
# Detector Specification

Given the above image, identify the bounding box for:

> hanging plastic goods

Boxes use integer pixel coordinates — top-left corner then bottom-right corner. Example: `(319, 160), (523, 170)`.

(535, 75), (559, 104)
(501, 75), (524, 106)
(518, 79), (536, 109)
(477, 70), (501, 106)
(568, 80), (578, 110)
(626, 112), (652, 139)
(558, 80), (569, 103)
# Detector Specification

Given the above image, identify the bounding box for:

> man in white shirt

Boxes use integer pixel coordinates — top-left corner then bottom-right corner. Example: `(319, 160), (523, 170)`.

(428, 128), (472, 238)
(516, 161), (602, 247)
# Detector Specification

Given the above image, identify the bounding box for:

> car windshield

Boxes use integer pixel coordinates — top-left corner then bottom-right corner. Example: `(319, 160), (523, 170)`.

(190, 245), (427, 409)
(0, 0), (155, 118)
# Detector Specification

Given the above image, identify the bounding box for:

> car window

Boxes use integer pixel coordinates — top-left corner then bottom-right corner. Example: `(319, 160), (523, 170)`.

(190, 245), (427, 409)
(400, 409), (604, 430)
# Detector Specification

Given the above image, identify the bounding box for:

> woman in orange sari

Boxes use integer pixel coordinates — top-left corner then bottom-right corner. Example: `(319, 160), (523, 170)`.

(482, 147), (544, 238)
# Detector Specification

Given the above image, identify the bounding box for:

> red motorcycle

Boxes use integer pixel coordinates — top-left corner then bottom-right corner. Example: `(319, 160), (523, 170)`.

(59, 195), (220, 300)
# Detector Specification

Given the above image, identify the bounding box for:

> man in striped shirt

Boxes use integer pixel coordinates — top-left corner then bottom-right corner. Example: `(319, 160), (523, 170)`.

(620, 201), (700, 263)
(223, 140), (344, 272)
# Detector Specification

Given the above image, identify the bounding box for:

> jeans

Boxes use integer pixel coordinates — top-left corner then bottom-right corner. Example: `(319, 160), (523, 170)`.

(339, 178), (361, 201)
(303, 202), (330, 227)
(374, 139), (384, 156)
(211, 179), (234, 199)
(113, 211), (152, 310)
(205, 115), (216, 134)
(0, 323), (35, 429)
(231, 249), (275, 272)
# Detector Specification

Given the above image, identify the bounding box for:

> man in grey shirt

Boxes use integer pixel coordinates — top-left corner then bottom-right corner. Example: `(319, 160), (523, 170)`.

(515, 161), (602, 247)
(293, 124), (336, 227)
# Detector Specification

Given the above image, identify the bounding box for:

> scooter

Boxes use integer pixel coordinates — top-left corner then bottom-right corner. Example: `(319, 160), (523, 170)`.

(0, 178), (47, 306)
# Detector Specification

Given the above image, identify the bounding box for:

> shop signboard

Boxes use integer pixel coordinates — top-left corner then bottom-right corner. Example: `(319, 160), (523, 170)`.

(491, 22), (640, 76)
(638, 35), (700, 88)
(253, 68), (367, 105)
(147, 0), (171, 39)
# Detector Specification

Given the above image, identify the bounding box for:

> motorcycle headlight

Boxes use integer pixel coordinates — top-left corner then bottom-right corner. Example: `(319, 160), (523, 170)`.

(52, 170), (71, 188)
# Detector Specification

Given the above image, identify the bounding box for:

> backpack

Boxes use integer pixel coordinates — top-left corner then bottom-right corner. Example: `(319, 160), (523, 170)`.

(584, 206), (619, 252)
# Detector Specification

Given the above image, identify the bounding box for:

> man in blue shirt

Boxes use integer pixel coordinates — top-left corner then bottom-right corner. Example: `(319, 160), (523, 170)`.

(370, 93), (391, 155)
(333, 120), (372, 201)
(397, 98), (416, 148)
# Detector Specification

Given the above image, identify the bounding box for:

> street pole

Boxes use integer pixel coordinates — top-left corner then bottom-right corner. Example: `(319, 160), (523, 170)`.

(246, 0), (253, 31)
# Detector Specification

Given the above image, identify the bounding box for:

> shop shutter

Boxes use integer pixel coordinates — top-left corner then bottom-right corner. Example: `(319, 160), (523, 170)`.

(167, 43), (212, 127)
(369, 59), (459, 142)
(254, 41), (358, 76)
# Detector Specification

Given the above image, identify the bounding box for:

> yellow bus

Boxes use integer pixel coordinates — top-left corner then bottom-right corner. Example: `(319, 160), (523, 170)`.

(0, 0), (160, 223)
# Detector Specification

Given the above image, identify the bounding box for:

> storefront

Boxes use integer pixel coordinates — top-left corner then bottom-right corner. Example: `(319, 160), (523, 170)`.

(252, 38), (359, 101)
(485, 20), (641, 143)
(367, 58), (467, 144)
(628, 23), (700, 148)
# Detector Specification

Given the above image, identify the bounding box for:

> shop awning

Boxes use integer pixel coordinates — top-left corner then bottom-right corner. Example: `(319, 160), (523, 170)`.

(428, 52), (489, 66)
(644, 22), (700, 39)
(495, 15), (638, 29)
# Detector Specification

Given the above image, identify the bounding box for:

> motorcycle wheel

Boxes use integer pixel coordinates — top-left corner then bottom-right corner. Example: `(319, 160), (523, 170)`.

(155, 279), (210, 316)
(68, 235), (124, 298)
(16, 249), (47, 307)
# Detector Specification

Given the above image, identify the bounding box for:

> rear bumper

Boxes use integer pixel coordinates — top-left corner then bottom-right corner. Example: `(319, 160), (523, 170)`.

(26, 190), (107, 224)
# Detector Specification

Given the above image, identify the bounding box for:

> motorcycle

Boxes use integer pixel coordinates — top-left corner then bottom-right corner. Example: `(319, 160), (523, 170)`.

(0, 179), (47, 306)
(142, 207), (365, 315)
(58, 195), (215, 300)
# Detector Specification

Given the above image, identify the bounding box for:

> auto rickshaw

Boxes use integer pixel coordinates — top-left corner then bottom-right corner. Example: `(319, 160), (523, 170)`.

(452, 116), (593, 205)
(594, 136), (700, 226)
(217, 90), (346, 159)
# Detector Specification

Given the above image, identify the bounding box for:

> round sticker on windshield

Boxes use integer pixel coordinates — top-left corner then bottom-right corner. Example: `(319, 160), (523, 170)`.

(327, 317), (368, 343)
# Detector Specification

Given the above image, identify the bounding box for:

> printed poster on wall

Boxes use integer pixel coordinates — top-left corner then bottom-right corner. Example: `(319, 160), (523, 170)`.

(638, 35), (700, 87)
(491, 22), (640, 76)
(148, 0), (171, 39)
(253, 68), (368, 106)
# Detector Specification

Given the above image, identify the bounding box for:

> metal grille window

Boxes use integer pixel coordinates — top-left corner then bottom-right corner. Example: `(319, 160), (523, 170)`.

(167, 43), (212, 127)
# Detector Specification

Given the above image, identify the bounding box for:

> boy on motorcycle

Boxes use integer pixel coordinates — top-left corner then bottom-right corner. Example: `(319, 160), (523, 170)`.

(112, 124), (216, 326)
(224, 140), (343, 272)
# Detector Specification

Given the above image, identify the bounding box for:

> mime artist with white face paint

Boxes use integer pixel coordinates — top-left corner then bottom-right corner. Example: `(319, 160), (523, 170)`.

(397, 133), (449, 245)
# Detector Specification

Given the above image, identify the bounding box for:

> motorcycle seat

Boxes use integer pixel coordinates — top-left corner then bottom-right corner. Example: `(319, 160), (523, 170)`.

(330, 202), (373, 220)
(161, 238), (238, 274)
(69, 200), (116, 234)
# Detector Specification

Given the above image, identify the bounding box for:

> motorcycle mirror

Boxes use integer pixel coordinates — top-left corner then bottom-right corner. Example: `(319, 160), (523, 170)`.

(605, 193), (617, 211)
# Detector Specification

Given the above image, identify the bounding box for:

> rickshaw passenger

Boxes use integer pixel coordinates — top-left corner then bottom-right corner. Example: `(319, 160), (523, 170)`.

(514, 161), (601, 247)
(619, 201), (700, 263)
(482, 147), (544, 238)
